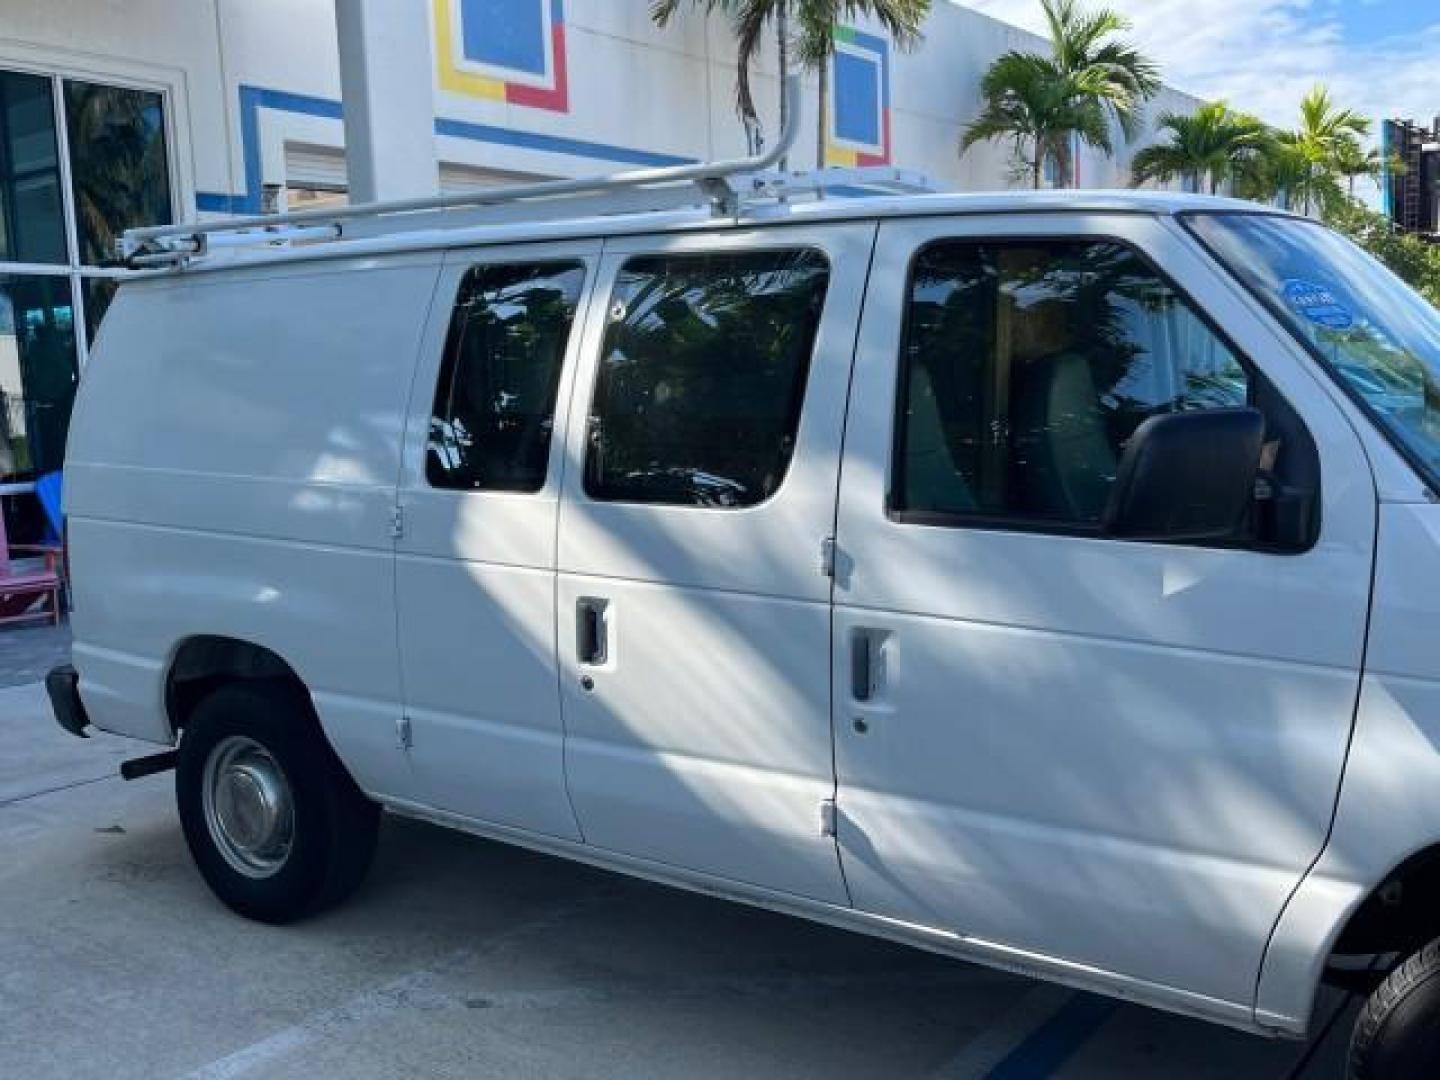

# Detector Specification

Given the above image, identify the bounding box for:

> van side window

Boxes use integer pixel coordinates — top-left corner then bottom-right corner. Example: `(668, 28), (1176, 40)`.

(427, 261), (586, 492)
(894, 239), (1250, 527)
(583, 249), (830, 508)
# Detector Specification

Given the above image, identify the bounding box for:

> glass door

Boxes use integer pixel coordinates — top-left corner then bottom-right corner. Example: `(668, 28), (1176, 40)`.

(0, 65), (175, 542)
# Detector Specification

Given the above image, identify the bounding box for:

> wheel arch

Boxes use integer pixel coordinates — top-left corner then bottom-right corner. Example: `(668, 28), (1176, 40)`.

(1259, 840), (1440, 1037)
(164, 634), (317, 740)
(1330, 843), (1440, 960)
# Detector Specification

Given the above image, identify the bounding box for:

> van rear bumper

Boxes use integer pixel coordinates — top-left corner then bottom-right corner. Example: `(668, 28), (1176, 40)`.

(46, 664), (91, 738)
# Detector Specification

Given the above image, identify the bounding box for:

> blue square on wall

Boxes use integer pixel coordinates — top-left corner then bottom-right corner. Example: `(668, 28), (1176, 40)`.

(833, 49), (881, 148)
(460, 0), (549, 77)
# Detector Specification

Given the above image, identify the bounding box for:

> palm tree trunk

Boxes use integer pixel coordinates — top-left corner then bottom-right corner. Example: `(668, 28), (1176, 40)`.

(1033, 142), (1044, 189)
(776, 1), (789, 172)
(816, 54), (828, 171)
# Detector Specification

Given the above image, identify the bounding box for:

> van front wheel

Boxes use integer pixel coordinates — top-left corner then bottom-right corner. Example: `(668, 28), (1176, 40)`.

(1350, 938), (1440, 1079)
(175, 682), (379, 923)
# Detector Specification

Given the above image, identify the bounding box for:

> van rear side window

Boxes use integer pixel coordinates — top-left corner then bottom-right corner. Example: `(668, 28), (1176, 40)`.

(427, 261), (586, 493)
(584, 248), (830, 508)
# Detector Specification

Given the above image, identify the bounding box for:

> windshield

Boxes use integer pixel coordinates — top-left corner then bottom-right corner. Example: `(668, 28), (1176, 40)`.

(1184, 212), (1440, 488)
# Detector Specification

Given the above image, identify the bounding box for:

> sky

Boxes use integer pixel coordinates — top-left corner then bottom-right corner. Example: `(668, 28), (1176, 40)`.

(957, 0), (1439, 139)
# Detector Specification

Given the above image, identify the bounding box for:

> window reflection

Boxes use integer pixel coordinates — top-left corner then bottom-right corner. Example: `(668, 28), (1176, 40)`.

(1187, 213), (1440, 487)
(64, 80), (173, 267)
(897, 240), (1249, 524)
(428, 262), (586, 493)
(0, 274), (77, 483)
(585, 249), (830, 508)
(0, 71), (66, 265)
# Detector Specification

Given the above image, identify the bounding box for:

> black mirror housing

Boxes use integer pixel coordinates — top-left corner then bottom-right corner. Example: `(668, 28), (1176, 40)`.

(1103, 408), (1265, 543)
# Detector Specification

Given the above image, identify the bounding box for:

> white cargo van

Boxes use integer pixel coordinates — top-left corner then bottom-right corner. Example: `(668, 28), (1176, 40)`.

(45, 105), (1440, 1075)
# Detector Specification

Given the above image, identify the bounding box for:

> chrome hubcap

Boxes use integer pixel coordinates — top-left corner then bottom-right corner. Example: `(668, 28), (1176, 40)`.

(202, 736), (294, 878)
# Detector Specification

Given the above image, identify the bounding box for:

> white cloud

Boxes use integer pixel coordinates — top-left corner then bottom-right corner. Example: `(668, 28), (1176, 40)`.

(954, 0), (1440, 139)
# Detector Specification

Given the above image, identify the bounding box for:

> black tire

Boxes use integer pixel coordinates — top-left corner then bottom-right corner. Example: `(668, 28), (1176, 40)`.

(1350, 938), (1440, 1079)
(175, 681), (380, 923)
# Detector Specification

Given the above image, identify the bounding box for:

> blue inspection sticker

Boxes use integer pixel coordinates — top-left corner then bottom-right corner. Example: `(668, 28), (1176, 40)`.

(1283, 279), (1354, 330)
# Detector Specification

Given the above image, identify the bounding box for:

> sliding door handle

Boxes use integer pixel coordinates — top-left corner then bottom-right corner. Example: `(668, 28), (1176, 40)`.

(851, 631), (873, 702)
(577, 598), (609, 665)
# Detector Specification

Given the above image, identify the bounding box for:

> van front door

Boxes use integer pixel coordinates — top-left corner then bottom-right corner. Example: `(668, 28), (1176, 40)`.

(395, 242), (598, 838)
(556, 224), (874, 902)
(832, 215), (1375, 1008)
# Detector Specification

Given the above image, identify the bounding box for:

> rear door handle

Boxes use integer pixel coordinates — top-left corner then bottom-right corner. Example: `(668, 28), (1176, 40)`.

(577, 598), (608, 665)
(851, 630), (873, 702)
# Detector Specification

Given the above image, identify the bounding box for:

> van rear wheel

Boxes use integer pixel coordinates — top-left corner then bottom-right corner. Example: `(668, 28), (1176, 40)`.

(175, 682), (379, 923)
(1349, 938), (1440, 1079)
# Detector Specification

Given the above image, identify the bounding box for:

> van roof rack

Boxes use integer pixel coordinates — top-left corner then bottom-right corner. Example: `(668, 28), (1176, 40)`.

(119, 77), (938, 269)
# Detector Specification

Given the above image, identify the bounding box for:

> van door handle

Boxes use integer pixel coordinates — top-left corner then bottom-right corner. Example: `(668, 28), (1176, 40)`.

(577, 598), (608, 665)
(851, 631), (873, 702)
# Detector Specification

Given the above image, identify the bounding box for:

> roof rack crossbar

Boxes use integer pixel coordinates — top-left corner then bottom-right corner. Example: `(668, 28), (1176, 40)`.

(122, 77), (805, 265)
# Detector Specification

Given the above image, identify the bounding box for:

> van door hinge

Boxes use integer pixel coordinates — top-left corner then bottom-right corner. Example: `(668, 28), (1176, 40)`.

(396, 714), (413, 751)
(389, 505), (405, 540)
(819, 797), (837, 838)
(819, 536), (836, 579)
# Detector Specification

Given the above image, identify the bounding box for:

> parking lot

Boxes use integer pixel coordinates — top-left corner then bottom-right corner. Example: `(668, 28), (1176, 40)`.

(1, 644), (1355, 1079)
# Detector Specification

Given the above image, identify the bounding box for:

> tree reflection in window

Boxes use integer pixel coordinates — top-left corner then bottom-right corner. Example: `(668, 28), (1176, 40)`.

(585, 249), (830, 508)
(63, 81), (173, 267)
(428, 261), (586, 493)
(897, 240), (1249, 524)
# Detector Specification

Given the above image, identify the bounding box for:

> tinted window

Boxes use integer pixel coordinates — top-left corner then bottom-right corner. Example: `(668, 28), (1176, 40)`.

(0, 71), (66, 265)
(427, 261), (585, 493)
(64, 81), (174, 266)
(585, 249), (829, 508)
(896, 239), (1248, 525)
(0, 274), (77, 483)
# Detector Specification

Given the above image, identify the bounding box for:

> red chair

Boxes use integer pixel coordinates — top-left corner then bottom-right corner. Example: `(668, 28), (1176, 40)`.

(0, 506), (63, 627)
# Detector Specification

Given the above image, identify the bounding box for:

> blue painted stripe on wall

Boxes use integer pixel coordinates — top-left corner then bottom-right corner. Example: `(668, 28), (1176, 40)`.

(196, 192), (249, 213)
(200, 84), (696, 215)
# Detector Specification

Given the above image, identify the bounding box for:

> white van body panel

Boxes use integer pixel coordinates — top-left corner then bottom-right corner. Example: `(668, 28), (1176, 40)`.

(554, 223), (876, 904)
(66, 256), (441, 798)
(64, 192), (1440, 1042)
(833, 214), (1376, 1013)
(1258, 501), (1440, 1031)
(383, 793), (1260, 1033)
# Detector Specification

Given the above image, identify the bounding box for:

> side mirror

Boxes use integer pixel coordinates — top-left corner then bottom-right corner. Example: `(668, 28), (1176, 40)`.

(1103, 408), (1265, 543)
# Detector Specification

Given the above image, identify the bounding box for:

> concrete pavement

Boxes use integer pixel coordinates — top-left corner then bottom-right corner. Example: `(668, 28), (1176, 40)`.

(0, 676), (1354, 1078)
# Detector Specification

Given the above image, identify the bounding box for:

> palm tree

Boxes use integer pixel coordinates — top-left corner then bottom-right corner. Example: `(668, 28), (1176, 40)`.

(651, 1), (930, 167)
(1280, 85), (1371, 216)
(962, 0), (1160, 188)
(1333, 138), (1402, 200)
(1292, 84), (1370, 154)
(651, 0), (774, 154)
(1130, 102), (1269, 194)
(962, 54), (1104, 189)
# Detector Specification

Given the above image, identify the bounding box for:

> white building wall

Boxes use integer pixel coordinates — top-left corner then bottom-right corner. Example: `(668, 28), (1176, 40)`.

(0, 0), (1205, 217)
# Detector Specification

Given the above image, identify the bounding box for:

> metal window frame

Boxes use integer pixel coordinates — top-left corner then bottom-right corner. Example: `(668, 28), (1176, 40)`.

(0, 62), (179, 499)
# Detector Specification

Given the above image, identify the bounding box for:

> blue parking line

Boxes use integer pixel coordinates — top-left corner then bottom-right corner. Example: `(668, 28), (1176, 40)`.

(983, 993), (1120, 1079)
